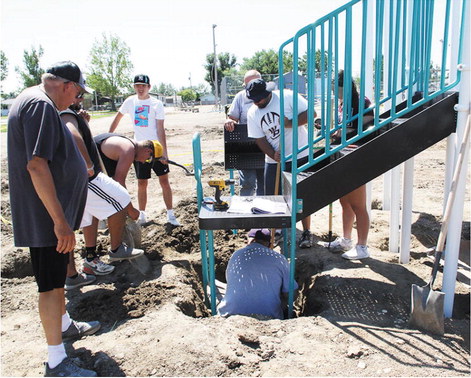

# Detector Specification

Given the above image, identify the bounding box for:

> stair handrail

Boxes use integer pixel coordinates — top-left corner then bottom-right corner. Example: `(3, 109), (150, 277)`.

(278, 0), (467, 175)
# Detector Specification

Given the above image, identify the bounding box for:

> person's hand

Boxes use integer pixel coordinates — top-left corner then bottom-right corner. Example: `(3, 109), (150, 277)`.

(284, 117), (292, 128)
(86, 164), (95, 177)
(54, 221), (76, 253)
(128, 206), (140, 221)
(273, 151), (281, 162)
(224, 119), (236, 132)
(78, 109), (90, 122)
(159, 155), (169, 165)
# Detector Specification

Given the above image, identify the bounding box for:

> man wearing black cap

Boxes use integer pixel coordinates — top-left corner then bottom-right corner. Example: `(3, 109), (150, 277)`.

(246, 78), (314, 249)
(217, 228), (298, 319)
(109, 74), (180, 227)
(7, 61), (98, 376)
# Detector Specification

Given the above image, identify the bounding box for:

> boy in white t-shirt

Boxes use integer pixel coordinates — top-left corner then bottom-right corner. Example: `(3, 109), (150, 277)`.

(109, 74), (180, 226)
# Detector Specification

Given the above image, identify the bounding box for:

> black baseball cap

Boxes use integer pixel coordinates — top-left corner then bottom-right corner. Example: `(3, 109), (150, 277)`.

(134, 74), (150, 85)
(46, 61), (93, 93)
(247, 228), (271, 242)
(246, 79), (275, 102)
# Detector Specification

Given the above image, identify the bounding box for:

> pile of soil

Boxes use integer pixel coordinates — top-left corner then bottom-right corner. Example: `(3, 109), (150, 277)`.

(1, 108), (469, 376)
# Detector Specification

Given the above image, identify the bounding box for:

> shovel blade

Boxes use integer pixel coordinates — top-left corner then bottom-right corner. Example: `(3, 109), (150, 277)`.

(409, 284), (445, 335)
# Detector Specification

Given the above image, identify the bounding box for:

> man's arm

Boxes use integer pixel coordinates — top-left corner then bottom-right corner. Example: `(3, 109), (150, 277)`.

(284, 110), (309, 128)
(27, 156), (76, 253)
(255, 137), (280, 162)
(109, 112), (124, 133)
(224, 115), (239, 132)
(61, 113), (94, 177)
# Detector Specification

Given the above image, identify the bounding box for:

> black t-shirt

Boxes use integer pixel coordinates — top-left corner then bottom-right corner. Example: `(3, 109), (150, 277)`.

(60, 108), (102, 181)
(7, 86), (88, 247)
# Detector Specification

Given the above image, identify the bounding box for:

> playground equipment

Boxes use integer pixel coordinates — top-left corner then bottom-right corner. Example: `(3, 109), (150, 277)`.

(193, 0), (469, 319)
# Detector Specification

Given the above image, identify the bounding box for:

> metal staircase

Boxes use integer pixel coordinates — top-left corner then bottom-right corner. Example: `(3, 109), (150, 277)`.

(283, 91), (459, 220)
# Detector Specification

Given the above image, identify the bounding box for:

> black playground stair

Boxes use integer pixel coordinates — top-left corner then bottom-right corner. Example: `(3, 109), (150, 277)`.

(283, 91), (459, 221)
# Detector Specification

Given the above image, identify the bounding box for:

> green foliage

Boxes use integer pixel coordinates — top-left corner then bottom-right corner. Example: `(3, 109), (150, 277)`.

(299, 50), (333, 75)
(87, 33), (134, 110)
(204, 52), (237, 92)
(0, 51), (8, 82)
(240, 49), (293, 76)
(154, 82), (176, 96)
(177, 88), (197, 102)
(15, 45), (44, 89)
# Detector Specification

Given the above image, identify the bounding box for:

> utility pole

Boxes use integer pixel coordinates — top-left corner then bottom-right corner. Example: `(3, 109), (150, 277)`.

(188, 72), (192, 89)
(212, 24), (219, 109)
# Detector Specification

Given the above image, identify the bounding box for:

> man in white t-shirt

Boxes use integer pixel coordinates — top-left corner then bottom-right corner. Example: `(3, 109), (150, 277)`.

(246, 79), (313, 248)
(109, 74), (180, 226)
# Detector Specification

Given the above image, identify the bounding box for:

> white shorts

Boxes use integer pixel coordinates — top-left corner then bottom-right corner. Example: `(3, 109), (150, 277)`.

(80, 172), (131, 228)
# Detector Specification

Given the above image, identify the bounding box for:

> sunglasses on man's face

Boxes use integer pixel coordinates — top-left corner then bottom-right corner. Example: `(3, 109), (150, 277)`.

(66, 81), (85, 99)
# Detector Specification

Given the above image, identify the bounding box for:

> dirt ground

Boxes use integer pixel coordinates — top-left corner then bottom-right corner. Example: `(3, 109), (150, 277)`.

(1, 105), (470, 377)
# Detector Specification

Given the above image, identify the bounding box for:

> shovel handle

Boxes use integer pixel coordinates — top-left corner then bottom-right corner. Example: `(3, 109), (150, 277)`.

(436, 115), (470, 252)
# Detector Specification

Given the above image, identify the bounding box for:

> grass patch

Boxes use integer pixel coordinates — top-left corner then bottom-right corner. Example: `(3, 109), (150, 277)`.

(0, 124), (6, 133)
(90, 111), (117, 119)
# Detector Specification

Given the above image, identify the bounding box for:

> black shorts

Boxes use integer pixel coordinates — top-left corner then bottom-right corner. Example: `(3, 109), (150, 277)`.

(30, 246), (69, 292)
(133, 160), (170, 179)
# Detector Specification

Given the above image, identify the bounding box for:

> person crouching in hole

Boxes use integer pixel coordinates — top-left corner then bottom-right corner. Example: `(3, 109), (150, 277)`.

(218, 228), (298, 320)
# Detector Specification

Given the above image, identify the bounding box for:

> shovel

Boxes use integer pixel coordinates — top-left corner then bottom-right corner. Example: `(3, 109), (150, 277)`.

(122, 217), (150, 275)
(166, 159), (194, 176)
(409, 115), (470, 335)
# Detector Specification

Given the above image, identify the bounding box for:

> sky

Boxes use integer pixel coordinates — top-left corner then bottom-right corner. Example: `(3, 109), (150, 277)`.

(0, 0), (347, 94)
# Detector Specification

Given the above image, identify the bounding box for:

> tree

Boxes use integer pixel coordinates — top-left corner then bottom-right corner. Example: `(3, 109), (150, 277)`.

(240, 49), (294, 76)
(204, 52), (237, 92)
(178, 88), (197, 102)
(15, 45), (44, 89)
(154, 82), (176, 96)
(0, 51), (8, 82)
(299, 50), (334, 76)
(87, 33), (134, 110)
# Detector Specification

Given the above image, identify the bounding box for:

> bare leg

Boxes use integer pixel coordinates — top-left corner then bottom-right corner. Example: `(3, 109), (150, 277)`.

(82, 217), (99, 248)
(339, 195), (355, 240)
(340, 185), (369, 244)
(66, 252), (78, 277)
(158, 174), (173, 210)
(39, 288), (65, 345)
(348, 185), (369, 245)
(301, 215), (311, 231)
(137, 179), (148, 211)
(107, 209), (126, 250)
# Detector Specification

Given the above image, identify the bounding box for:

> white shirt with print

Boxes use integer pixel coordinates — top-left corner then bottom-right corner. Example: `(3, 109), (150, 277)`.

(247, 90), (309, 164)
(119, 95), (165, 141)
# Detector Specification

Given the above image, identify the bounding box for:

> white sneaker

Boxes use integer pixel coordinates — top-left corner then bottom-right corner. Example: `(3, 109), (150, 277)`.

(137, 211), (147, 225)
(167, 214), (181, 226)
(342, 245), (370, 260)
(83, 257), (115, 275)
(329, 237), (353, 251)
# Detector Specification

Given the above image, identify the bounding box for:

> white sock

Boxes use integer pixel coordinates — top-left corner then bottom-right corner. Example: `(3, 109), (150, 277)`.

(47, 343), (67, 369)
(61, 312), (72, 332)
(167, 209), (175, 218)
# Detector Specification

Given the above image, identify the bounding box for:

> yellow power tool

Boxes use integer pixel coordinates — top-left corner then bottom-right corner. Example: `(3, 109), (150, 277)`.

(208, 179), (235, 211)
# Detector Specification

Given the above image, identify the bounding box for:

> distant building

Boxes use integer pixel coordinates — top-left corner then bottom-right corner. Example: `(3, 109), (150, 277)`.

(1, 98), (16, 116)
(274, 71), (306, 96)
(200, 93), (216, 105)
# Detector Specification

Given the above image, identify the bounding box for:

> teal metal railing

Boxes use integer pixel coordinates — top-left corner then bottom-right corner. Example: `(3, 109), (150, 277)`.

(278, 0), (467, 315)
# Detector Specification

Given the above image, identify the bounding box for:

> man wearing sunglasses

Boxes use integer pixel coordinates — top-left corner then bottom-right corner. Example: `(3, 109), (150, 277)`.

(8, 61), (98, 376)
